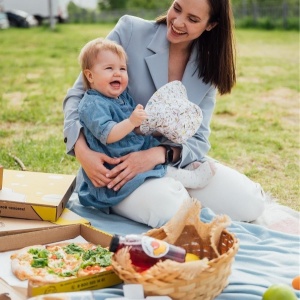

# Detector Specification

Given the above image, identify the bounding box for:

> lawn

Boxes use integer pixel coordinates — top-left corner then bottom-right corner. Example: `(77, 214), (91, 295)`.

(0, 24), (299, 210)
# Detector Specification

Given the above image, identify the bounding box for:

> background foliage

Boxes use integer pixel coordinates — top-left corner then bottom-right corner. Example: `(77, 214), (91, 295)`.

(97, 0), (298, 10)
(67, 0), (299, 30)
(98, 0), (171, 10)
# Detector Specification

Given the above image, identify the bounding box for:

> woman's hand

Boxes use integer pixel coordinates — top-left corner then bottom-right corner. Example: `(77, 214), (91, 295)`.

(106, 147), (166, 191)
(75, 132), (120, 187)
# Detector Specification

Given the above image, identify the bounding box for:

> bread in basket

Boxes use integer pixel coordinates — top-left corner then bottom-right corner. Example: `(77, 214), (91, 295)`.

(111, 198), (239, 300)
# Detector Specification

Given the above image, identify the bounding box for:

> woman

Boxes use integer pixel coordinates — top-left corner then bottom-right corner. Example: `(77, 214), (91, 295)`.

(63, 0), (265, 227)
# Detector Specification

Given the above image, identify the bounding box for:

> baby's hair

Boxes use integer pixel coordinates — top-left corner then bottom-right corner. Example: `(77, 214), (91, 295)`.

(78, 38), (127, 90)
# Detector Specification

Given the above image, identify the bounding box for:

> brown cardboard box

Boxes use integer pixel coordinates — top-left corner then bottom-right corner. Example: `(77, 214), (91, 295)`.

(0, 224), (122, 297)
(0, 208), (90, 236)
(0, 170), (76, 221)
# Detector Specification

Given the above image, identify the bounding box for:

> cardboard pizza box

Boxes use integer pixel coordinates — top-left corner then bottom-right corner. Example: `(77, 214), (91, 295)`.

(0, 224), (123, 297)
(0, 207), (90, 236)
(0, 169), (76, 221)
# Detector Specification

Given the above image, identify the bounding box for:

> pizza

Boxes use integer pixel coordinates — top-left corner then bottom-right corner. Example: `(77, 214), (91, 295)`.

(10, 242), (113, 285)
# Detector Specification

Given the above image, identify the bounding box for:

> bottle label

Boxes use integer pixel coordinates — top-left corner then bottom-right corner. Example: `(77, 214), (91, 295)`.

(141, 236), (169, 258)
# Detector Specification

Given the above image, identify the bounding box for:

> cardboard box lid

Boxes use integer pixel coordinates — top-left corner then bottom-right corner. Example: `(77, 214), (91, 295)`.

(0, 170), (75, 206)
(0, 170), (76, 221)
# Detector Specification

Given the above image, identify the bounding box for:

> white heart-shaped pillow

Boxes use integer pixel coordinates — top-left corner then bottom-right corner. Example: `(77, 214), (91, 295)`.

(140, 81), (203, 143)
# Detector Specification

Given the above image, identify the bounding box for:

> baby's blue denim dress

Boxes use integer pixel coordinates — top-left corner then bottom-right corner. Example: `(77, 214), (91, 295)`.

(78, 89), (166, 211)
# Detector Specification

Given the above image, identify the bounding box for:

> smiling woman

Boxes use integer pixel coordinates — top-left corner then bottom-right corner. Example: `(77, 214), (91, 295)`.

(62, 0), (269, 228)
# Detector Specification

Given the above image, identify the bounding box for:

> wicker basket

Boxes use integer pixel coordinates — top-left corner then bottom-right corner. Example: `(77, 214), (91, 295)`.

(112, 198), (239, 300)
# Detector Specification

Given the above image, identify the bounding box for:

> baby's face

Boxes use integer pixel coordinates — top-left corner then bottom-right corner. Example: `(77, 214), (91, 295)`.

(88, 50), (128, 98)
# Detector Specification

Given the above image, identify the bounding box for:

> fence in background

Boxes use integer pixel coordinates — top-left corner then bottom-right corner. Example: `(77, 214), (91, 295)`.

(67, 2), (299, 30)
(233, 1), (299, 29)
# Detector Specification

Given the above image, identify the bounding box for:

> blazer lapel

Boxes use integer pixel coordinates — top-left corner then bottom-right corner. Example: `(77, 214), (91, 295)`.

(145, 25), (169, 90)
(182, 48), (204, 104)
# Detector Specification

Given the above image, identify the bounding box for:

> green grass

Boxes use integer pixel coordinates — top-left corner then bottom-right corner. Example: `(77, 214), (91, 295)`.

(0, 25), (299, 210)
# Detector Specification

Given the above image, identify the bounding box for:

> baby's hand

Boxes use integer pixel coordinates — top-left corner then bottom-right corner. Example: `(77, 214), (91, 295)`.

(129, 104), (148, 127)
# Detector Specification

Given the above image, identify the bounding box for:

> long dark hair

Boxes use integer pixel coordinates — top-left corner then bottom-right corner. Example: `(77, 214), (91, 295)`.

(156, 0), (236, 95)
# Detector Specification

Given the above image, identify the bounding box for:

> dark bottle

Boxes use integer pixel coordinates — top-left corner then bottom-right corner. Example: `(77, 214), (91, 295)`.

(109, 234), (186, 272)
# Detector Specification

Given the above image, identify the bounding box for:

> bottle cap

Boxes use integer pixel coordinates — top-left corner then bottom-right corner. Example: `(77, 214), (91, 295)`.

(109, 234), (120, 252)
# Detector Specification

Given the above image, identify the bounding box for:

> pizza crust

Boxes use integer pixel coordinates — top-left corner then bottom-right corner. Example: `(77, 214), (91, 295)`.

(28, 273), (76, 285)
(11, 258), (35, 281)
(10, 245), (46, 281)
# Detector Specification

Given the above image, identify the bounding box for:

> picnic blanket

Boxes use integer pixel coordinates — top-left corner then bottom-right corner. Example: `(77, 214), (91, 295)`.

(252, 195), (300, 235)
(67, 194), (300, 299)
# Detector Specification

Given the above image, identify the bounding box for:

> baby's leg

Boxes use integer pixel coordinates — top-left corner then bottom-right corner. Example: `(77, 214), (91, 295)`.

(166, 161), (216, 189)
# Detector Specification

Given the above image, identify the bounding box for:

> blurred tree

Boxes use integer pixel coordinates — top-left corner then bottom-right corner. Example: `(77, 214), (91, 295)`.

(97, 0), (171, 10)
(68, 1), (82, 14)
(127, 0), (171, 9)
(98, 0), (128, 10)
(231, 0), (298, 5)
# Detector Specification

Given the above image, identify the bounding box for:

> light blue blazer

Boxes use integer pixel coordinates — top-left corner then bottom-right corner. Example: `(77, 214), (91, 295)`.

(63, 15), (217, 168)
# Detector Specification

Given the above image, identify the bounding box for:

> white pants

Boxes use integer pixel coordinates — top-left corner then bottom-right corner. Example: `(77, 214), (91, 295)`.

(111, 162), (266, 228)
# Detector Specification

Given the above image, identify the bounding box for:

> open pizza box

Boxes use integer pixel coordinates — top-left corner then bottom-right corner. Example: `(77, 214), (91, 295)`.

(0, 224), (123, 298)
(0, 167), (76, 222)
